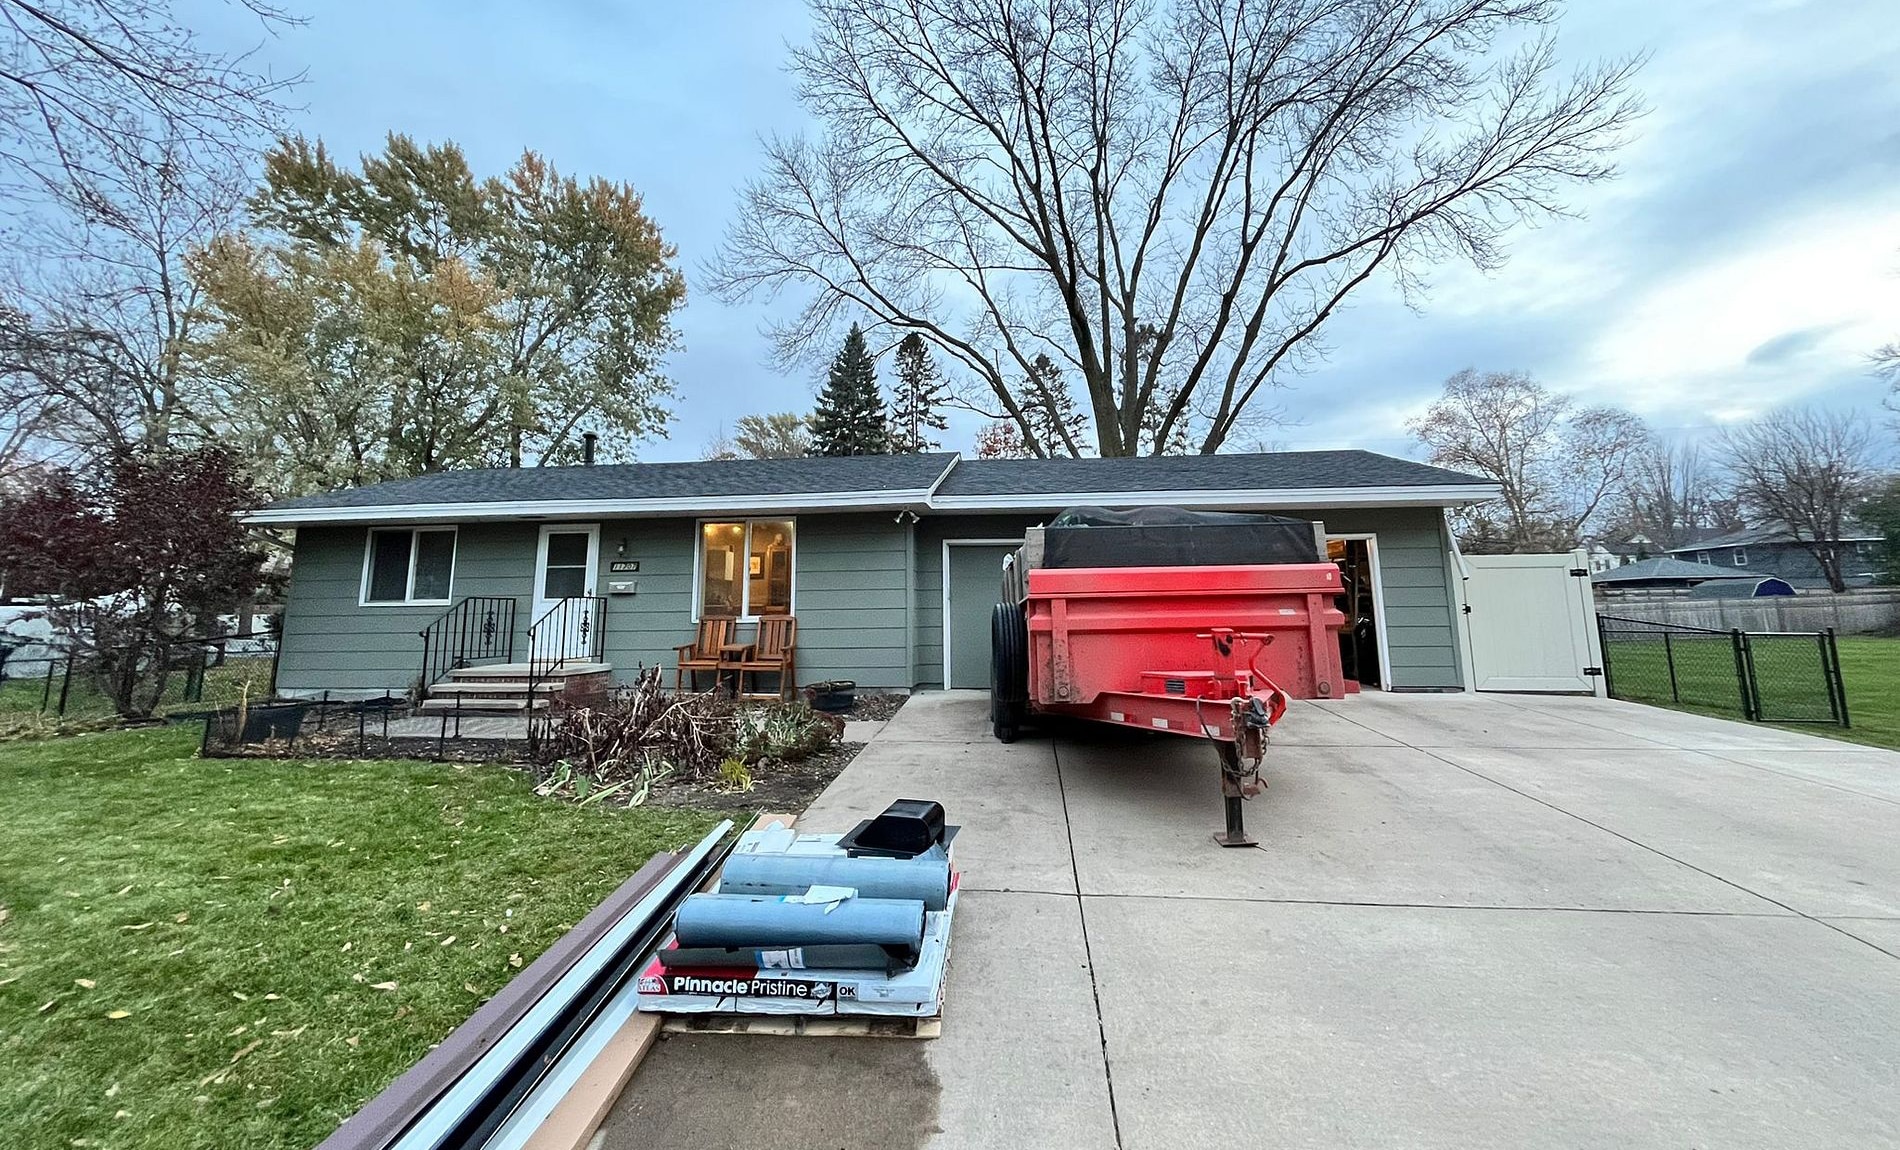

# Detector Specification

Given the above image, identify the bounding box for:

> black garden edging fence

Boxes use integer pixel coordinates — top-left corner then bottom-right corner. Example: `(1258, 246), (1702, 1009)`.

(1596, 614), (1850, 728)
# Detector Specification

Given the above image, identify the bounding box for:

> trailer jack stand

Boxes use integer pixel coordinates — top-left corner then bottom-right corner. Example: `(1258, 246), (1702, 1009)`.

(1213, 741), (1262, 848)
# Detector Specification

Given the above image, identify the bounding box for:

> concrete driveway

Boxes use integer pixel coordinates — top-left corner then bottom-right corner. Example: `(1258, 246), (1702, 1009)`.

(602, 690), (1900, 1149)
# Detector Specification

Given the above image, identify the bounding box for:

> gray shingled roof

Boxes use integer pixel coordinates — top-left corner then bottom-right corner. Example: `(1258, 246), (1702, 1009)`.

(1592, 557), (1768, 584)
(265, 452), (960, 510)
(933, 450), (1487, 496)
(1664, 520), (1882, 552)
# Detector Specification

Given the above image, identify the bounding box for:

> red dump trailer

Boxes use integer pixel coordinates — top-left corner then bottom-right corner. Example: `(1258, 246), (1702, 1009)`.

(990, 508), (1347, 846)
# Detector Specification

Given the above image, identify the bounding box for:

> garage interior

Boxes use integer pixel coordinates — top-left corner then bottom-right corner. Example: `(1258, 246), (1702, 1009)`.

(1328, 536), (1382, 689)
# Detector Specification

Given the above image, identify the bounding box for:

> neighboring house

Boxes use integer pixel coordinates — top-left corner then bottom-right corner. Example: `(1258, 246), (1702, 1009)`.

(247, 450), (1498, 701)
(1664, 522), (1882, 589)
(1591, 557), (1776, 591)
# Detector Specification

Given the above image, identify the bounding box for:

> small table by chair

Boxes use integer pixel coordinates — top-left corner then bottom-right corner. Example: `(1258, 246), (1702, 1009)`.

(716, 642), (754, 695)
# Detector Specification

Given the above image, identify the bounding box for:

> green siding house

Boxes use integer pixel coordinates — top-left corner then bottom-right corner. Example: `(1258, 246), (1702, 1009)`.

(248, 451), (1496, 701)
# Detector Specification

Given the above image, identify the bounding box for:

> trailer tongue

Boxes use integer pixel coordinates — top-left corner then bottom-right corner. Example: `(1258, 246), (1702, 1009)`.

(989, 507), (1348, 847)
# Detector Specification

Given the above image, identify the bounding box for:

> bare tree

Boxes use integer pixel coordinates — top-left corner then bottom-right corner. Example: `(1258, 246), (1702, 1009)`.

(1619, 437), (1736, 551)
(1719, 408), (1879, 593)
(709, 0), (1641, 457)
(0, 0), (297, 209)
(1408, 368), (1647, 551)
(1, 133), (250, 462)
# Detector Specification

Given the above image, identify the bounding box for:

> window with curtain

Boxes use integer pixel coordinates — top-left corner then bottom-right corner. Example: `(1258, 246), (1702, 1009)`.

(362, 528), (457, 604)
(698, 519), (795, 618)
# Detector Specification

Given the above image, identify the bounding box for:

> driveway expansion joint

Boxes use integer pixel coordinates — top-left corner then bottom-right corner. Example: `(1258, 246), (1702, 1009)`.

(1053, 739), (1127, 1150)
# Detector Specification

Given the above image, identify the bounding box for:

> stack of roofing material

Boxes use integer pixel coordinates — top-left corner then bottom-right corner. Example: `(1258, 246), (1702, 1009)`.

(634, 803), (959, 1019)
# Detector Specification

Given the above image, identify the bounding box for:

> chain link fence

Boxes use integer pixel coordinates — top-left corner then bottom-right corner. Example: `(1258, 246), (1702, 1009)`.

(1597, 615), (1850, 727)
(0, 633), (280, 722)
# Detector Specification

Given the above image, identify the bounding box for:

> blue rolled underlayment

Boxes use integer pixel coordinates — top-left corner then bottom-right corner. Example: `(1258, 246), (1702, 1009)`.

(718, 850), (952, 912)
(657, 943), (909, 973)
(674, 894), (927, 953)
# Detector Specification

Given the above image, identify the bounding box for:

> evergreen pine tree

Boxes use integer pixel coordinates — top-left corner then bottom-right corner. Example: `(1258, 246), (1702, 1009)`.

(887, 333), (950, 452)
(808, 324), (889, 455)
(1022, 353), (1089, 457)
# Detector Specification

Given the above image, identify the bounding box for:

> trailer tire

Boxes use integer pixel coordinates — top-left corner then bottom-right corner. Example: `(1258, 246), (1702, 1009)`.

(990, 601), (1028, 743)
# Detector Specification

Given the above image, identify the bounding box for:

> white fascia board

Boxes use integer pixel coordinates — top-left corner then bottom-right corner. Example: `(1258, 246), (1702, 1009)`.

(243, 488), (939, 527)
(926, 482), (1501, 512)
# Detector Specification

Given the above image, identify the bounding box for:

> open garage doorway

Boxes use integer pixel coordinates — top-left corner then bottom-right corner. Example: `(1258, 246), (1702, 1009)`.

(1327, 535), (1390, 689)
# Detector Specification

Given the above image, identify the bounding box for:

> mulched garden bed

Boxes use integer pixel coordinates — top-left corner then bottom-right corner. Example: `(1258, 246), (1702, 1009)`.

(843, 692), (909, 723)
(640, 741), (863, 812)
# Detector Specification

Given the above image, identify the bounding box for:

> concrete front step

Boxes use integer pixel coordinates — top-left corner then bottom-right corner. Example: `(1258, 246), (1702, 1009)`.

(428, 680), (565, 696)
(446, 662), (611, 681)
(418, 696), (550, 714)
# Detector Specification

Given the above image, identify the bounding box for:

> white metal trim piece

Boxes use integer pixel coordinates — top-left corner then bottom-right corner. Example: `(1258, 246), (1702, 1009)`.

(927, 482), (1501, 512)
(249, 481), (1500, 527)
(247, 489), (939, 526)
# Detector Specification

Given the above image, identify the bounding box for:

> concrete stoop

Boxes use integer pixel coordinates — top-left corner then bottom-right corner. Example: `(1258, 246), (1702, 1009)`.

(418, 662), (612, 715)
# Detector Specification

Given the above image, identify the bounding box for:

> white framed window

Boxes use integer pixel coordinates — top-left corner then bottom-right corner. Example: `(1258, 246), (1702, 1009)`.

(1695, 550), (1711, 565)
(695, 519), (795, 620)
(1732, 547), (1748, 567)
(360, 527), (457, 606)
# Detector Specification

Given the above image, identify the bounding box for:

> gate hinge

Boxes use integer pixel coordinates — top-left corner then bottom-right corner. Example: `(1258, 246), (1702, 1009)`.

(1583, 667), (1603, 676)
(1568, 568), (1589, 577)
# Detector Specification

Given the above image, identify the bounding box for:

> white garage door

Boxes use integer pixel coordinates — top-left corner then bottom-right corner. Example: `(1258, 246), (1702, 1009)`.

(1457, 550), (1605, 694)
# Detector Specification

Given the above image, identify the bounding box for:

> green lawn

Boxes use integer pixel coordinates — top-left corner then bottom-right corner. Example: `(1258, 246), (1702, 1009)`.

(0, 726), (728, 1150)
(1604, 635), (1900, 751)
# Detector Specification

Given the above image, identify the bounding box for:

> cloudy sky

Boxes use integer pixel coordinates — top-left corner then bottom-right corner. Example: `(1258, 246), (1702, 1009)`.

(187, 0), (1900, 462)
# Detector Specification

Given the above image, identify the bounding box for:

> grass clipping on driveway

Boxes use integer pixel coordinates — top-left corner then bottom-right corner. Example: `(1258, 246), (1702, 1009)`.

(0, 726), (728, 1150)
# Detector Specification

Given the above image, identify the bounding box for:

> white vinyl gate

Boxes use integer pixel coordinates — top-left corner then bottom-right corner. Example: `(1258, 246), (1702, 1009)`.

(1454, 550), (1605, 695)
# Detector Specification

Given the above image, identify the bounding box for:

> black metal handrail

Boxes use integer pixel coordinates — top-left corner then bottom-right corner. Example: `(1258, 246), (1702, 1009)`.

(525, 595), (606, 674)
(419, 596), (518, 690)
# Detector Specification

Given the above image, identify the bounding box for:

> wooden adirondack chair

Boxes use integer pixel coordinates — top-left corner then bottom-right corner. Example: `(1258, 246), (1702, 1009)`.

(673, 616), (737, 692)
(738, 616), (798, 701)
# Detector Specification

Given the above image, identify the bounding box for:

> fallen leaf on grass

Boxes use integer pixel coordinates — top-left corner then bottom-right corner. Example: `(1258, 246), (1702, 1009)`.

(121, 922), (155, 932)
(508, 953), (522, 969)
(174, 913), (189, 924)
(439, 935), (456, 947)
(232, 991), (249, 1001)
(0, 977), (15, 987)
(75, 979), (96, 989)
(229, 1038), (263, 1063)
(37, 1000), (56, 1013)
(114, 1110), (130, 1120)
(115, 884), (134, 896)
(464, 982), (482, 996)
(263, 993), (280, 1001)
(370, 981), (398, 991)
(105, 1010), (131, 1020)
(340, 942), (352, 953)
(345, 1035), (360, 1048)
(105, 1084), (119, 1098)
(270, 1025), (306, 1038)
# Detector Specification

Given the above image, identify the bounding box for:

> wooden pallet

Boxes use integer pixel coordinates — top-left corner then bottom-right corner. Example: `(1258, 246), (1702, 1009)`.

(661, 1012), (942, 1040)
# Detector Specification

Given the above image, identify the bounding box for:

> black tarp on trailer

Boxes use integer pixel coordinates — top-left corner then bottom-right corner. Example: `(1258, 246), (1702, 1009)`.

(1039, 506), (1324, 569)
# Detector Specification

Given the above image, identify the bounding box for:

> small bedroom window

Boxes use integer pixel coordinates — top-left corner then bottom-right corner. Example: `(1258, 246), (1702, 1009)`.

(361, 528), (457, 605)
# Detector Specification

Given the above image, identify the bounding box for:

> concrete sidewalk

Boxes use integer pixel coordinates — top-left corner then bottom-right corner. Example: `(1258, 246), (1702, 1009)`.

(602, 690), (1900, 1149)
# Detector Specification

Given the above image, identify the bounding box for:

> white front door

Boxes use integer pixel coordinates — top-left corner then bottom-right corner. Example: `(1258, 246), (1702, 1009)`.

(1457, 549), (1604, 694)
(533, 525), (600, 659)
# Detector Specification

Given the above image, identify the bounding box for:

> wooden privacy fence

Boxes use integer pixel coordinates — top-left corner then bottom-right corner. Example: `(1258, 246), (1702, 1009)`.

(1592, 589), (1900, 635)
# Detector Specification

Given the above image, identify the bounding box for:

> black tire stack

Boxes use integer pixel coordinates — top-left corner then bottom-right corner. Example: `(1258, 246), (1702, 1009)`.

(989, 601), (1029, 743)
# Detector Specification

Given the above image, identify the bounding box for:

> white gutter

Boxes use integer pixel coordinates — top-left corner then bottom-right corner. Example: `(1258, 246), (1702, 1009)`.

(243, 487), (942, 526)
(926, 482), (1501, 512)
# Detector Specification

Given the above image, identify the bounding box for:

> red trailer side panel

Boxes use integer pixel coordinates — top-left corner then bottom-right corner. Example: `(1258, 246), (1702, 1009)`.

(1024, 563), (1348, 707)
